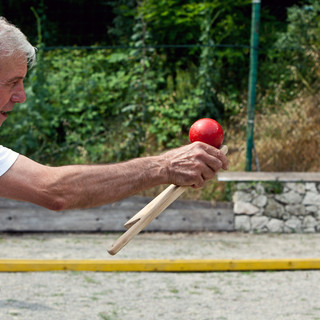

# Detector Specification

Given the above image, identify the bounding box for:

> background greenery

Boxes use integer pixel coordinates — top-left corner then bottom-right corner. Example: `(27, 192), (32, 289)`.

(1, 0), (319, 200)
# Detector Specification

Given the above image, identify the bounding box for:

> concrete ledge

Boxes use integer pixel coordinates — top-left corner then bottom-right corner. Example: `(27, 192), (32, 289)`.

(218, 172), (320, 182)
(0, 197), (234, 232)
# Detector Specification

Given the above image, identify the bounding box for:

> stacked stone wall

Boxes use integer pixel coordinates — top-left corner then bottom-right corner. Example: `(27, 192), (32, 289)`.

(233, 182), (320, 233)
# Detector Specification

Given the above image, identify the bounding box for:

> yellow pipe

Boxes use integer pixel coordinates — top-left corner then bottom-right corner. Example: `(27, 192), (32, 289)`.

(0, 259), (320, 272)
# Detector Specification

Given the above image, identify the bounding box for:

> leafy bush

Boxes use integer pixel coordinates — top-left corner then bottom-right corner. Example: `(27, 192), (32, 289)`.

(259, 0), (320, 108)
(1, 47), (211, 164)
(1, 49), (133, 164)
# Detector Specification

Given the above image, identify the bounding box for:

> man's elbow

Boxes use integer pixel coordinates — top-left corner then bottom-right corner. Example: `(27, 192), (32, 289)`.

(43, 196), (69, 212)
(40, 176), (72, 211)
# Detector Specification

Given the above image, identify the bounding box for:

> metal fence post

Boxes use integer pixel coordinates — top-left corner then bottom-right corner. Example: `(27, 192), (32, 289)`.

(245, 0), (261, 171)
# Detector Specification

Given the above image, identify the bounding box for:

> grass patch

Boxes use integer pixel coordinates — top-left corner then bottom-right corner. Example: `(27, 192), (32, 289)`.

(169, 288), (179, 294)
(207, 286), (222, 295)
(98, 309), (119, 320)
(83, 275), (100, 284)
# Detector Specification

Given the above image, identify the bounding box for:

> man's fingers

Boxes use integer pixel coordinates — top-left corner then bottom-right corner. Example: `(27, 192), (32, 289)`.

(199, 144), (228, 171)
(194, 144), (227, 172)
(193, 143), (229, 185)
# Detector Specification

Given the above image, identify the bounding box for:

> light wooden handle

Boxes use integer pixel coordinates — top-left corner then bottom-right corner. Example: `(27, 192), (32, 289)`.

(107, 184), (187, 255)
(124, 185), (186, 229)
(107, 145), (228, 255)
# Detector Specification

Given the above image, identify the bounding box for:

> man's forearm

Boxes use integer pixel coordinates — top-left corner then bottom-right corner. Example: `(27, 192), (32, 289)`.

(0, 155), (167, 210)
(48, 156), (167, 210)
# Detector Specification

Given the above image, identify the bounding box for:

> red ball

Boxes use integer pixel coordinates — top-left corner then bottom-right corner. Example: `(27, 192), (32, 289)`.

(189, 118), (224, 148)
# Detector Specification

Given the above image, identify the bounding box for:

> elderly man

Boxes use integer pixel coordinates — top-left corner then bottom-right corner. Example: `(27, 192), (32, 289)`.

(0, 17), (228, 211)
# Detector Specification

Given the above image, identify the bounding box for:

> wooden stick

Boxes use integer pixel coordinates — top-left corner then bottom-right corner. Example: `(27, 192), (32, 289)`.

(107, 184), (187, 255)
(107, 145), (228, 255)
(124, 184), (186, 229)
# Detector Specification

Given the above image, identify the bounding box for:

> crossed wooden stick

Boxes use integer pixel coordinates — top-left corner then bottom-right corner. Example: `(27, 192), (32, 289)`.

(108, 145), (228, 255)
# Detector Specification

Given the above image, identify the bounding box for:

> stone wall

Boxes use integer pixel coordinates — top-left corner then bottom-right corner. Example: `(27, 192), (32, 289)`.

(233, 182), (320, 233)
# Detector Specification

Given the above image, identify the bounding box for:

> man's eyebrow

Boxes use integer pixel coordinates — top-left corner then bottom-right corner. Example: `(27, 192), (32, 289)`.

(0, 76), (25, 86)
(7, 76), (25, 83)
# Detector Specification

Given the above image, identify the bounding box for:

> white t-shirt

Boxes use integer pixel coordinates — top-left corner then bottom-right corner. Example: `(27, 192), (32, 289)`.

(0, 145), (19, 176)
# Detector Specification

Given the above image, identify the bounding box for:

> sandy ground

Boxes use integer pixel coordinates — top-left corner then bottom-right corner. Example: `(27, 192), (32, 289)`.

(0, 232), (320, 320)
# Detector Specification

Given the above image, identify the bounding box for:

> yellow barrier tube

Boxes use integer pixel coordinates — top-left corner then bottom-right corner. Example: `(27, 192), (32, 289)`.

(0, 259), (320, 272)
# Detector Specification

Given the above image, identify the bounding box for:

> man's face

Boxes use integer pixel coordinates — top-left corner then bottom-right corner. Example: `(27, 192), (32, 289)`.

(0, 55), (27, 126)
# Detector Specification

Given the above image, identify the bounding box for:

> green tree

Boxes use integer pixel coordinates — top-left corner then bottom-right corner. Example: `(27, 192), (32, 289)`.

(259, 0), (320, 107)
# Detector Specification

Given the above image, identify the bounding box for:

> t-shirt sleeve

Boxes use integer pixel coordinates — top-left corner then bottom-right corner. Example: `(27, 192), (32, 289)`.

(0, 145), (19, 176)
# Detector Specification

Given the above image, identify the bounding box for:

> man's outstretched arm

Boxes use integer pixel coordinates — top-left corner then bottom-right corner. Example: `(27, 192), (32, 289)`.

(0, 142), (228, 211)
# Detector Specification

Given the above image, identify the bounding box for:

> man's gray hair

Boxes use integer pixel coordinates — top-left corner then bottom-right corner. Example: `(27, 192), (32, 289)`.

(0, 16), (37, 68)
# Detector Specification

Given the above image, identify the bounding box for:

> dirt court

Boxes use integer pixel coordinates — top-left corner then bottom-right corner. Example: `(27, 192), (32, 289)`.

(0, 232), (320, 320)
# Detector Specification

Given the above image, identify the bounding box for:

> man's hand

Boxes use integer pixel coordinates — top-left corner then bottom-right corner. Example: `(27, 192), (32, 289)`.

(158, 141), (228, 188)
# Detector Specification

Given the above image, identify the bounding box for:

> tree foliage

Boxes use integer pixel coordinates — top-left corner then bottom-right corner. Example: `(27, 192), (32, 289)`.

(1, 0), (319, 169)
(259, 0), (320, 107)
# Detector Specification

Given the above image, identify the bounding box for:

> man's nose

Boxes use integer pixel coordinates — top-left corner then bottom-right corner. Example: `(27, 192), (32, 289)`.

(11, 83), (26, 103)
